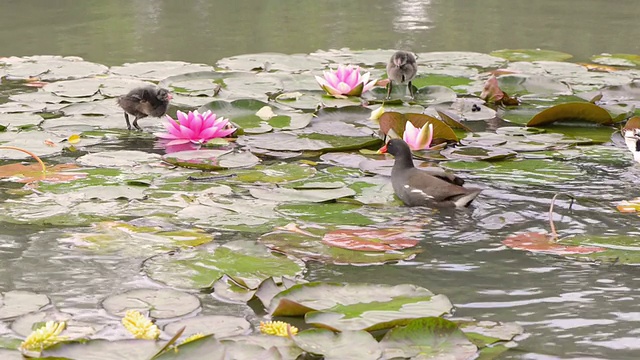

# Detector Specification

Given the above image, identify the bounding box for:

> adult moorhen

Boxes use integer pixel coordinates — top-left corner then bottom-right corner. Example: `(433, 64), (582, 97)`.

(386, 51), (418, 99)
(379, 139), (482, 208)
(117, 86), (172, 130)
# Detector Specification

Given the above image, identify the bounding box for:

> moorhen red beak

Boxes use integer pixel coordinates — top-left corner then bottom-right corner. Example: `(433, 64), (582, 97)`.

(386, 51), (418, 100)
(379, 139), (481, 208)
(117, 86), (172, 131)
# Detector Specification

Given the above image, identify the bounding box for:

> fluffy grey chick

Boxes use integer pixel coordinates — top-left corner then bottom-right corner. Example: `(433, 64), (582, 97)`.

(386, 51), (418, 99)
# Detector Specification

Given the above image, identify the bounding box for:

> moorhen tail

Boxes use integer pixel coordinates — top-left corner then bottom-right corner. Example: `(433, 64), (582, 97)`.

(386, 51), (418, 99)
(379, 139), (481, 208)
(117, 86), (172, 130)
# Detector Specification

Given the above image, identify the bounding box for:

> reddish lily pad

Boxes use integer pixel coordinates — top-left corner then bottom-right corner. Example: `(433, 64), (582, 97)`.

(527, 102), (613, 127)
(502, 232), (606, 255)
(321, 228), (420, 252)
(0, 163), (87, 184)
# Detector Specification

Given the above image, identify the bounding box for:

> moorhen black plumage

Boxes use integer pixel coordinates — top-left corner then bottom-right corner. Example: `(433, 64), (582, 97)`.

(386, 51), (418, 99)
(117, 86), (172, 130)
(379, 139), (482, 208)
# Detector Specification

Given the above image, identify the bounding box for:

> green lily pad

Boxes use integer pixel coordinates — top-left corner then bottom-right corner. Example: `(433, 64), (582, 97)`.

(220, 335), (303, 360)
(495, 74), (571, 97)
(229, 163), (316, 183)
(217, 52), (327, 72)
(527, 102), (614, 126)
(379, 317), (477, 360)
(238, 132), (381, 153)
(0, 291), (50, 320)
(293, 329), (381, 360)
(268, 282), (445, 317)
(414, 85), (459, 105)
(12, 309), (102, 339)
(199, 99), (311, 133)
(490, 49), (573, 62)
(590, 53), (640, 67)
(110, 61), (215, 81)
(162, 149), (260, 170)
(101, 288), (201, 319)
(142, 241), (305, 290)
(59, 221), (213, 255)
(416, 51), (507, 68)
(560, 234), (640, 265)
(76, 150), (162, 167)
(440, 146), (516, 161)
(1, 55), (108, 80)
(250, 186), (355, 203)
(276, 203), (374, 226)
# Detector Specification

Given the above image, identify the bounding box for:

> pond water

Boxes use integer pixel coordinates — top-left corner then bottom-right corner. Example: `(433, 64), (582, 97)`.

(1, 1), (640, 359)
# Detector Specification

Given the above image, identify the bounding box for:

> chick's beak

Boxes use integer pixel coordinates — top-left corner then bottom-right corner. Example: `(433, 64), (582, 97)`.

(377, 144), (388, 154)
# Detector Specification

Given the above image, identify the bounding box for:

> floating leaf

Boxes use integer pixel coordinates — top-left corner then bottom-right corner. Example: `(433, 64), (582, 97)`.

(163, 315), (250, 339)
(527, 102), (613, 126)
(440, 146), (516, 161)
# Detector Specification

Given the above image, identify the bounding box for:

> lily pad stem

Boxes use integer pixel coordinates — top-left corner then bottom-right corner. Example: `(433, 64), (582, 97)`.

(0, 146), (46, 173)
(549, 194), (558, 241)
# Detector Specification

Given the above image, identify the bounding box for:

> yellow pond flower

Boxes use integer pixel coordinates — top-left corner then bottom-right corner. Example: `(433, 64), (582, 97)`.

(20, 321), (66, 352)
(122, 310), (160, 340)
(260, 321), (298, 337)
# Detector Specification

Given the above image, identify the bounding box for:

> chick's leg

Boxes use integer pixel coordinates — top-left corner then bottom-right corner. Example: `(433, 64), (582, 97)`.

(124, 112), (132, 131)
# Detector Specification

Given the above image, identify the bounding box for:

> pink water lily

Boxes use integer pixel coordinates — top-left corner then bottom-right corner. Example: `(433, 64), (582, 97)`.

(403, 121), (433, 151)
(155, 110), (236, 146)
(315, 64), (377, 96)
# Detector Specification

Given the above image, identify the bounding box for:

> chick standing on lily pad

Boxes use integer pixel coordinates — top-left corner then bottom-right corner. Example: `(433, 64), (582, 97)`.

(117, 86), (172, 131)
(386, 51), (418, 99)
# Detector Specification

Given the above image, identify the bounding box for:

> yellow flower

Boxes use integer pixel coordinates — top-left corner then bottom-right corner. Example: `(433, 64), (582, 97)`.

(369, 105), (386, 123)
(19, 321), (66, 352)
(122, 310), (160, 340)
(259, 321), (298, 337)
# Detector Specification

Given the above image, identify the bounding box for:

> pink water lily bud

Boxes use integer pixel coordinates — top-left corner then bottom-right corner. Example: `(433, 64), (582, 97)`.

(403, 121), (433, 151)
(315, 64), (377, 97)
(155, 110), (236, 146)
